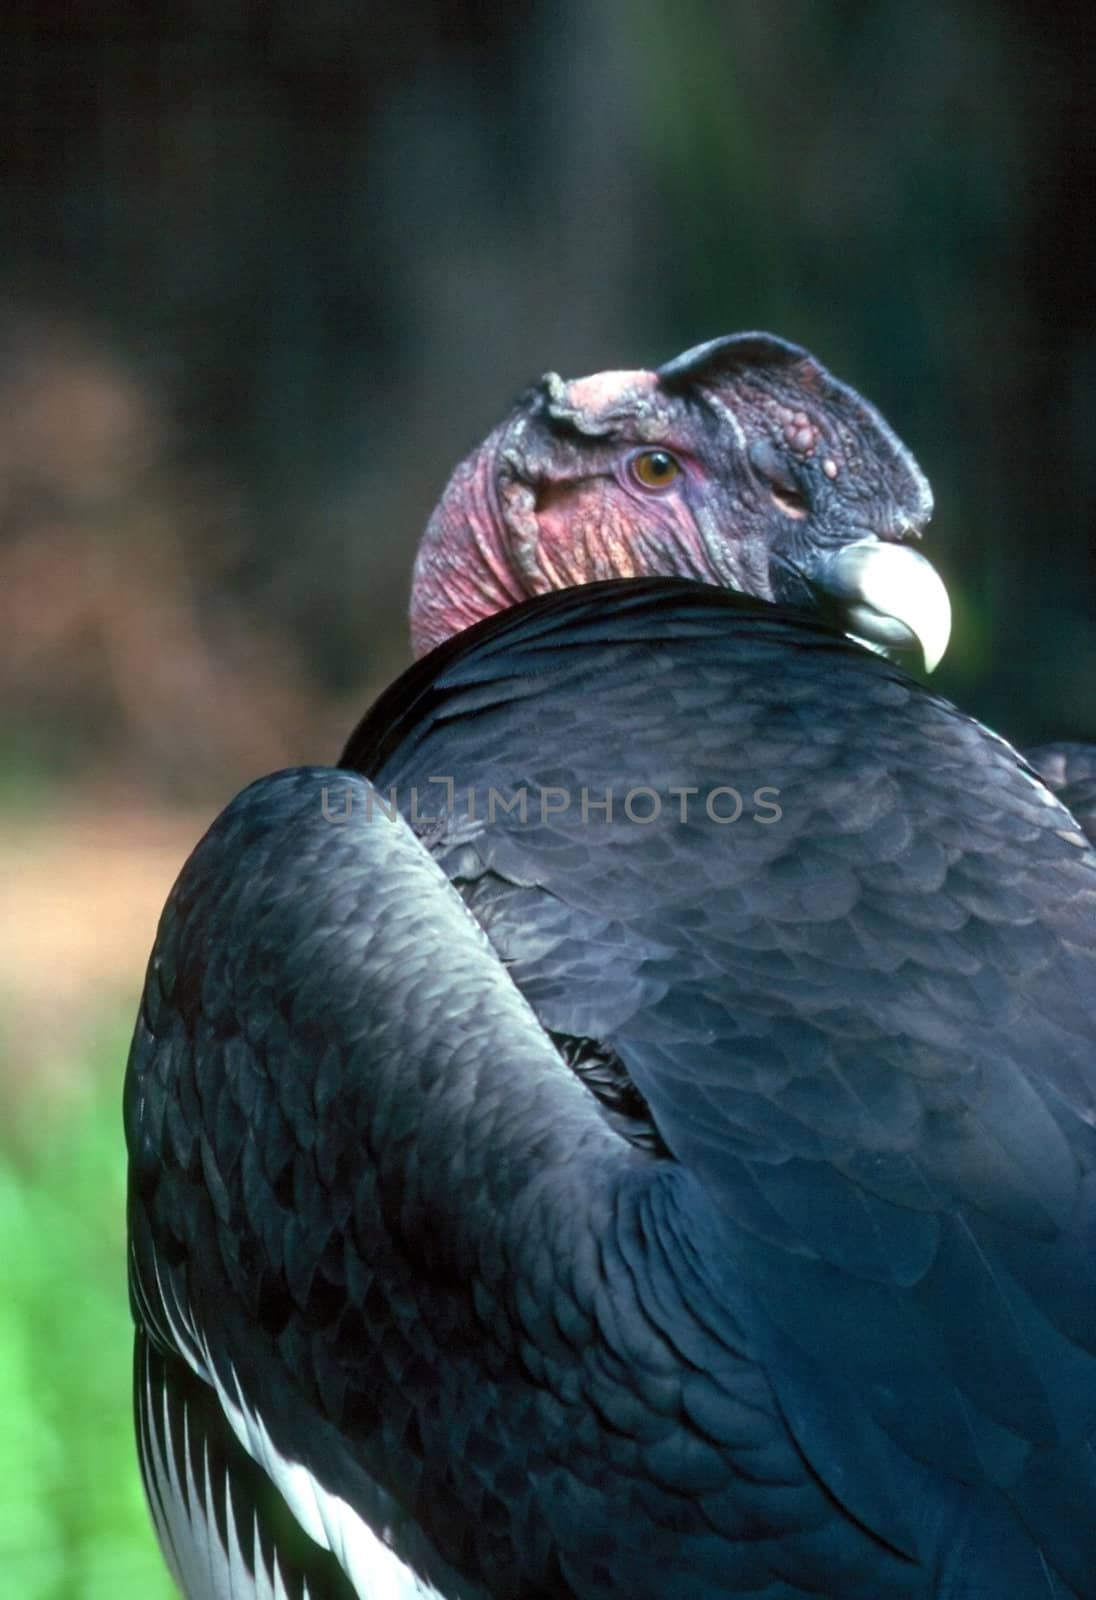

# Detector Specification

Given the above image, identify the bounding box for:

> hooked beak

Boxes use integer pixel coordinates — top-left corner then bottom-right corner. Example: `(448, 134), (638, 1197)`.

(805, 539), (952, 673)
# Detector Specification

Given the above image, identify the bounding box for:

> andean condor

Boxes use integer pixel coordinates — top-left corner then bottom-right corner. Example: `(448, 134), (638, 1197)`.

(126, 335), (1096, 1599)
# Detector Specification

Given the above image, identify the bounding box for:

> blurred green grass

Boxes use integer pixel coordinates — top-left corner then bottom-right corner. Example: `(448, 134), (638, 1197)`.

(0, 1016), (174, 1600)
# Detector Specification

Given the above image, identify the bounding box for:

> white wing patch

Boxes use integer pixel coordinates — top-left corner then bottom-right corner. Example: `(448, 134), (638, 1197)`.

(137, 1340), (312, 1599)
(212, 1364), (442, 1600)
(134, 1249), (445, 1600)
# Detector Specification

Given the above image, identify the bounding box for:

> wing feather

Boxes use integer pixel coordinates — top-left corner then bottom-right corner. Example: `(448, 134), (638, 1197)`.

(135, 1332), (354, 1599)
(347, 583), (1096, 1591)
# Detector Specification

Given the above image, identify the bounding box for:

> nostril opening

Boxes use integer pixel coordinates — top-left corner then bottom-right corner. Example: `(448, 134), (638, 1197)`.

(770, 488), (809, 521)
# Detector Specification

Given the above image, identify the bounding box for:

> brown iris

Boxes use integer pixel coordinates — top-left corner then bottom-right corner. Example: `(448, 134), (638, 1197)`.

(630, 449), (681, 490)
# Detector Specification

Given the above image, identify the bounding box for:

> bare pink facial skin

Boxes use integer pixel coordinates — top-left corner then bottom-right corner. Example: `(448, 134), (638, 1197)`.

(409, 334), (933, 658)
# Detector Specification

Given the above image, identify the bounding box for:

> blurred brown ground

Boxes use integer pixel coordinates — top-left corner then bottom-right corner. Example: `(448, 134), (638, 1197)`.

(0, 317), (364, 1089)
(0, 804), (205, 1089)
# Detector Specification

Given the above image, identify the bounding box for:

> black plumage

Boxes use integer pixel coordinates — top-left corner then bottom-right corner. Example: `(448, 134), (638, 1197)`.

(128, 580), (1096, 1599)
(1025, 742), (1096, 844)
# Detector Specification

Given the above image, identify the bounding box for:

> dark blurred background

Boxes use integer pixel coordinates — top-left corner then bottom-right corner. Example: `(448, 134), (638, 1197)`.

(0, 3), (1092, 1593)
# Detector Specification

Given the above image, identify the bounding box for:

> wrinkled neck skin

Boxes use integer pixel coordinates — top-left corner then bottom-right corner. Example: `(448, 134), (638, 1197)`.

(410, 423), (529, 658)
(411, 460), (714, 660)
(410, 372), (742, 658)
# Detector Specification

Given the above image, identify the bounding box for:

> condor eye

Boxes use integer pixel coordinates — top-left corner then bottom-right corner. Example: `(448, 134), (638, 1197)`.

(629, 449), (681, 491)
